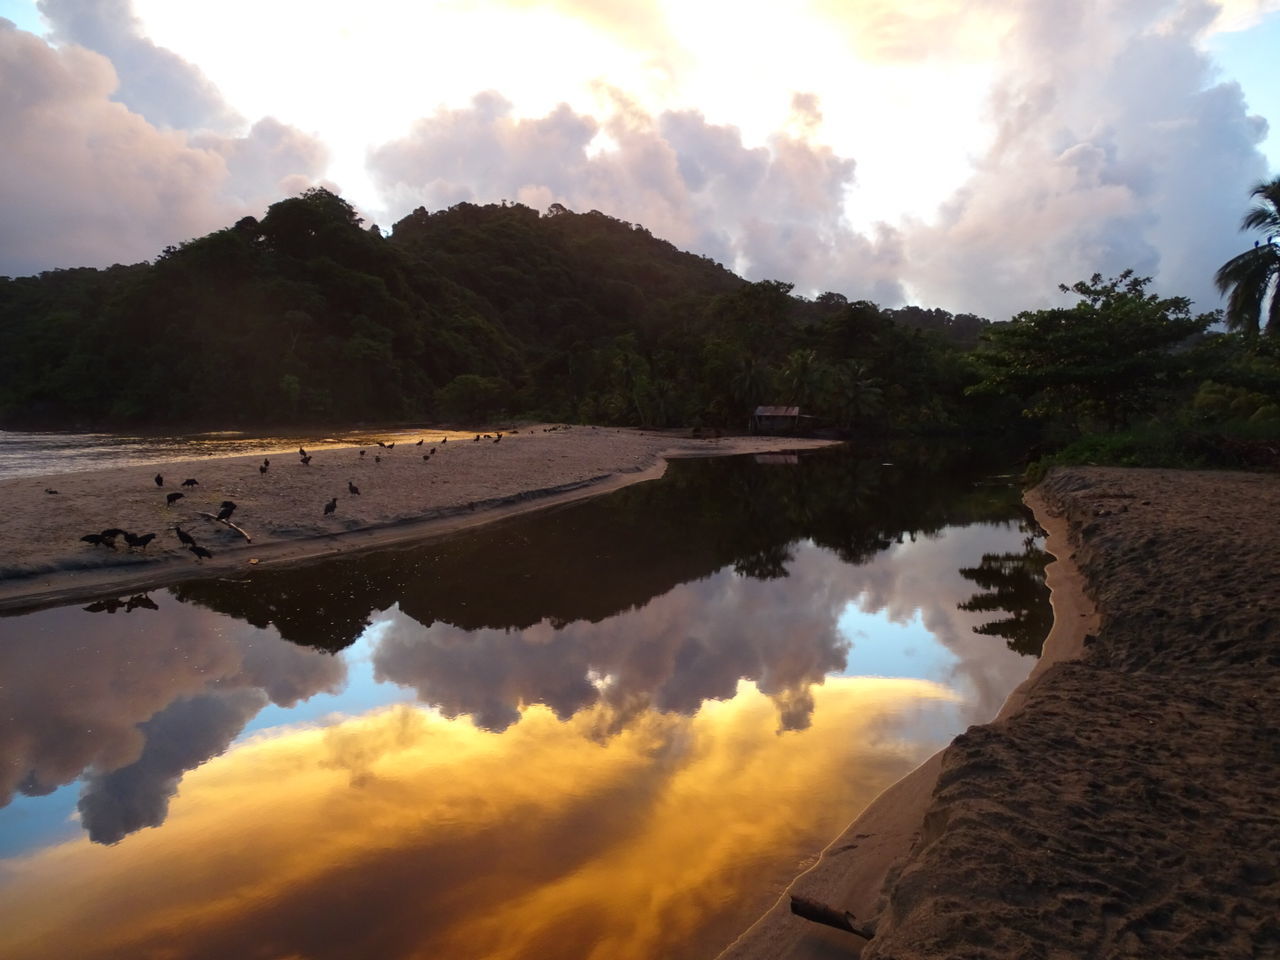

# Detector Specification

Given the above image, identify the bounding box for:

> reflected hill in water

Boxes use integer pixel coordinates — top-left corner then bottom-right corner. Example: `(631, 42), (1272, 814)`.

(171, 445), (1044, 653)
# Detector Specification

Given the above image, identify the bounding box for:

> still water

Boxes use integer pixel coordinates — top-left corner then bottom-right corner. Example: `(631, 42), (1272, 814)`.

(0, 447), (1049, 960)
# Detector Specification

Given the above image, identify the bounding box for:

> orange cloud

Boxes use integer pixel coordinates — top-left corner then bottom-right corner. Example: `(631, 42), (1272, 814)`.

(0, 678), (956, 960)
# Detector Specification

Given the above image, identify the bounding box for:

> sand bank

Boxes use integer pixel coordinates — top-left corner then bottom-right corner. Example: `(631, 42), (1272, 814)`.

(722, 465), (1280, 959)
(0, 427), (836, 613)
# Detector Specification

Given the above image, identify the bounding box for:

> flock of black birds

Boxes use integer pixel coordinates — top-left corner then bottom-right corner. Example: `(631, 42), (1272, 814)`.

(77, 431), (525, 562)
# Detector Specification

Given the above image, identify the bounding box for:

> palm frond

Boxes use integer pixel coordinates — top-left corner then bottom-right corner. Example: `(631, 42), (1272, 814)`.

(1241, 176), (1280, 233)
(1215, 246), (1278, 335)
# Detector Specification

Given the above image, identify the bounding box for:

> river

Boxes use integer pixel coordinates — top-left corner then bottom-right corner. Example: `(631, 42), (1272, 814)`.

(0, 444), (1049, 960)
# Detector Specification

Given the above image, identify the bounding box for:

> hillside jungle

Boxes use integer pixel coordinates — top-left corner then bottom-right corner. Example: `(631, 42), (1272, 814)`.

(2, 187), (1278, 472)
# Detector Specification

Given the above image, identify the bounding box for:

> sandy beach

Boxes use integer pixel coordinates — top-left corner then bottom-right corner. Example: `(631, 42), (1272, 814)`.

(722, 465), (1280, 959)
(0, 426), (836, 612)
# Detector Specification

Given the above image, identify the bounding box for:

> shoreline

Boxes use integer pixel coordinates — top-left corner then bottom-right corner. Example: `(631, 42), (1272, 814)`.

(0, 428), (838, 614)
(715, 479), (1096, 960)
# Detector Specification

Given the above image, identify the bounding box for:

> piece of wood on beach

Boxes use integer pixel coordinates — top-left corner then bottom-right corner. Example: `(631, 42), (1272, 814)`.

(789, 895), (875, 941)
(196, 512), (253, 543)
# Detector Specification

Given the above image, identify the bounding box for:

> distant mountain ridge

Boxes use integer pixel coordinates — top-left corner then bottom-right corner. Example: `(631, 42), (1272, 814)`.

(0, 189), (989, 430)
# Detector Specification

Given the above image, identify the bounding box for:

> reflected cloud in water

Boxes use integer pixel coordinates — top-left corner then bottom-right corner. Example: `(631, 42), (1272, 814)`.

(0, 682), (955, 960)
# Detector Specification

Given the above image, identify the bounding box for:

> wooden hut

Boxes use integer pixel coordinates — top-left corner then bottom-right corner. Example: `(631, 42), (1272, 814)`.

(750, 405), (801, 434)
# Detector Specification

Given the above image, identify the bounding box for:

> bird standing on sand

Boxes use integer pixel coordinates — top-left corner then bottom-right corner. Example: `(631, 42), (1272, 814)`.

(174, 526), (196, 547)
(181, 478), (199, 488)
(300, 454), (312, 465)
(375, 455), (381, 464)
(81, 533), (113, 548)
(125, 532), (156, 550)
(359, 449), (366, 457)
(299, 447), (307, 457)
(217, 501), (237, 521)
(260, 463), (268, 475)
(348, 481), (360, 496)
(154, 474), (163, 487)
(416, 439), (423, 446)
(386, 442), (395, 449)
(166, 492), (184, 507)
(324, 497), (337, 515)
(441, 437), (447, 444)
(190, 544), (213, 561)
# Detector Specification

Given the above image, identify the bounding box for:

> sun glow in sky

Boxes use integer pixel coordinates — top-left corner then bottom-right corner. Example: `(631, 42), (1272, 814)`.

(1, 0), (1277, 316)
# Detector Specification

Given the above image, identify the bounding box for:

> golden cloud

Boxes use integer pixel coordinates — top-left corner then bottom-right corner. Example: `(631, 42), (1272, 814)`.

(0, 677), (956, 960)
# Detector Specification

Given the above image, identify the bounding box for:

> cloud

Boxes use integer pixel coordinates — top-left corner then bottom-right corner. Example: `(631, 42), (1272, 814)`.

(900, 0), (1271, 318)
(38, 0), (241, 131)
(367, 91), (904, 302)
(372, 526), (1035, 735)
(77, 688), (269, 844)
(0, 594), (345, 820)
(0, 18), (328, 276)
(0, 687), (952, 960)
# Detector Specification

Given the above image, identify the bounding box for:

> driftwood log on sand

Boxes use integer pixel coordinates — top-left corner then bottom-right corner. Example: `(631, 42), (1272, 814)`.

(196, 512), (253, 543)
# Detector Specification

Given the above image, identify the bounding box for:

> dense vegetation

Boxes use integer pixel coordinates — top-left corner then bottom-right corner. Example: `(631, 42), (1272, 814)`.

(2, 184), (1279, 475)
(0, 189), (994, 434)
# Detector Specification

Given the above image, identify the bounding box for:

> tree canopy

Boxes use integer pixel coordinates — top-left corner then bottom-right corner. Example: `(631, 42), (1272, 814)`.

(968, 271), (1214, 433)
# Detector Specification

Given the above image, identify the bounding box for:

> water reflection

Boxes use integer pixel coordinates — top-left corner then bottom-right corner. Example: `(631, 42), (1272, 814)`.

(0, 446), (1050, 960)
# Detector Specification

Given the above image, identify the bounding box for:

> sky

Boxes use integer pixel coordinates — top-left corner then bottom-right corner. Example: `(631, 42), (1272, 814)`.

(1, 0), (1277, 319)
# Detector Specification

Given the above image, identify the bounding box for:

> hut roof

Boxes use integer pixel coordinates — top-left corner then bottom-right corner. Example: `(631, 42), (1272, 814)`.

(753, 405), (800, 417)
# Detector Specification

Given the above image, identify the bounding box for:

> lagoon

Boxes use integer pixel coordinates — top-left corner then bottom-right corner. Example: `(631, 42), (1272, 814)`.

(0, 447), (1048, 960)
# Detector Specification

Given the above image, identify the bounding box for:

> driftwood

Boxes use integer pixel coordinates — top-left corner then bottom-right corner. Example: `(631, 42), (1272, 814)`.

(789, 895), (875, 941)
(196, 512), (253, 544)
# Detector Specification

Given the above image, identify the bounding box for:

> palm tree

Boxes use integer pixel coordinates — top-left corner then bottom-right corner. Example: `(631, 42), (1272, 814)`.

(1215, 176), (1280, 336)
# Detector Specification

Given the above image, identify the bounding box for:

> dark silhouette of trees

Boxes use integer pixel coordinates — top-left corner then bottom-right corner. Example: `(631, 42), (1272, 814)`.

(1214, 176), (1280, 337)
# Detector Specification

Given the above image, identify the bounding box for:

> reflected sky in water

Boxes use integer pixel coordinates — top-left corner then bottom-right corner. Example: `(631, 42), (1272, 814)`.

(0, 447), (1050, 960)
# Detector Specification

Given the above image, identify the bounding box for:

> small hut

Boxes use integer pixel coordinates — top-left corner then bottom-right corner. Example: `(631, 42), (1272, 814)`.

(750, 405), (801, 434)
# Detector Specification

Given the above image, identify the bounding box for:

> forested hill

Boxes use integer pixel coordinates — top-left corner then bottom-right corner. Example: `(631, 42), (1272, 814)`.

(0, 188), (991, 431)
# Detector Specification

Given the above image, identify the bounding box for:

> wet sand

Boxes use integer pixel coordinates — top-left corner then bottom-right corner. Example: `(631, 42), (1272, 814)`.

(721, 466), (1280, 959)
(0, 427), (836, 612)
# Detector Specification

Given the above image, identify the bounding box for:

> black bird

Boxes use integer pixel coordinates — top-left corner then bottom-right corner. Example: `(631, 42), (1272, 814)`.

(474, 435), (480, 442)
(416, 439), (423, 446)
(216, 501), (237, 521)
(423, 454), (430, 461)
(348, 481), (360, 496)
(260, 464), (268, 475)
(181, 478), (199, 488)
(430, 447), (436, 455)
(45, 488), (59, 494)
(125, 532), (156, 550)
(300, 455), (312, 466)
(386, 442), (395, 449)
(359, 449), (366, 457)
(81, 533), (113, 548)
(299, 447), (307, 457)
(493, 435), (501, 444)
(190, 544), (213, 561)
(154, 473), (164, 487)
(441, 437), (447, 444)
(324, 497), (337, 516)
(374, 455), (381, 464)
(166, 492), (184, 507)
(174, 526), (196, 547)
(377, 441), (387, 448)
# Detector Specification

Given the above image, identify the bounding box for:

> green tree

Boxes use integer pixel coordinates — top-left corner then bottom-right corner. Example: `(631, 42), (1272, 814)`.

(435, 374), (513, 422)
(968, 271), (1213, 433)
(1214, 176), (1280, 337)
